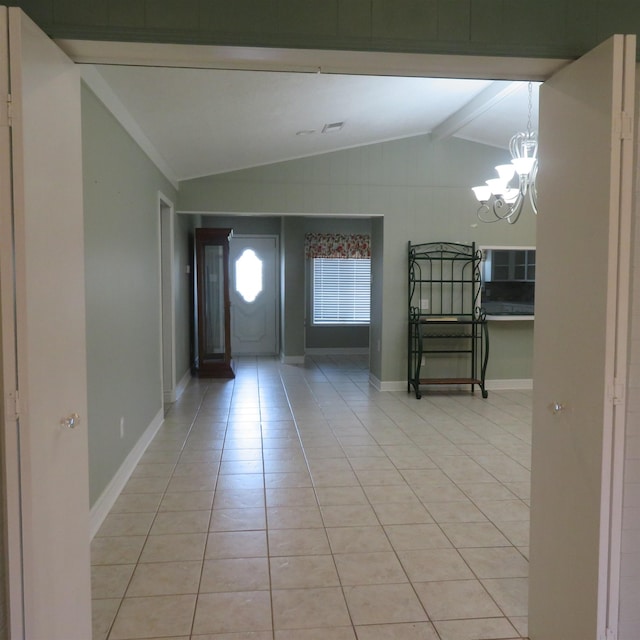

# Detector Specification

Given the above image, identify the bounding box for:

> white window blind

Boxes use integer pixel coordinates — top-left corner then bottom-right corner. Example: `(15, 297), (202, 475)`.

(312, 258), (371, 325)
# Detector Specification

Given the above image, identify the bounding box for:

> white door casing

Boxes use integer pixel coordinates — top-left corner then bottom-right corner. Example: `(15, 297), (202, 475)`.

(2, 7), (92, 638)
(529, 34), (635, 640)
(229, 235), (279, 356)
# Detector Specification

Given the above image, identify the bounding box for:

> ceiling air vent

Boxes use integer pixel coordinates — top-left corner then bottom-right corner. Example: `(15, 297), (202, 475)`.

(322, 121), (344, 134)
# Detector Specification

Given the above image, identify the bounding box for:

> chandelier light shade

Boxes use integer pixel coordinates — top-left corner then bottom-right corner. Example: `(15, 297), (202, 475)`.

(472, 83), (538, 224)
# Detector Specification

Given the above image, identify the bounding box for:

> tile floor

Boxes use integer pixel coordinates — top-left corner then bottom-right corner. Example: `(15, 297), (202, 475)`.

(91, 355), (532, 640)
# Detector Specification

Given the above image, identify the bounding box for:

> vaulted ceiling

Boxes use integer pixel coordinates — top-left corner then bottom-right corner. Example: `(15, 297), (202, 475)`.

(89, 64), (540, 183)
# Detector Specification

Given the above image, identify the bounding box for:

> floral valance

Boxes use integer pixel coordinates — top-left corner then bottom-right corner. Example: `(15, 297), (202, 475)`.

(305, 233), (371, 259)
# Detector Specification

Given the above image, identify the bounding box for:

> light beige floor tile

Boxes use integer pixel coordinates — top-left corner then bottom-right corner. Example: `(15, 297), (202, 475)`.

(264, 472), (313, 488)
(172, 462), (221, 477)
(268, 528), (331, 556)
(267, 506), (324, 529)
(307, 458), (352, 474)
(109, 594), (197, 639)
(91, 535), (146, 565)
(193, 591), (272, 634)
(213, 488), (266, 509)
(221, 448), (263, 461)
(139, 533), (207, 563)
(354, 622), (439, 640)
(126, 560), (202, 596)
(96, 512), (155, 537)
(270, 555), (340, 589)
(320, 505), (378, 527)
(91, 598), (120, 640)
(343, 583), (428, 625)
(414, 579), (502, 620)
(91, 369), (533, 640)
(495, 521), (530, 547)
(275, 627), (356, 639)
(140, 450), (181, 464)
(397, 549), (474, 582)
(314, 486), (368, 506)
(200, 557), (270, 592)
(210, 507), (266, 531)
(178, 449), (223, 463)
(326, 526), (392, 554)
(159, 490), (215, 512)
(384, 524), (452, 550)
(167, 475), (218, 492)
(266, 487), (318, 507)
(412, 483), (469, 503)
(310, 469), (360, 487)
(91, 563), (135, 599)
(440, 522), (511, 548)
(219, 460), (264, 475)
(482, 577), (529, 616)
(458, 547), (529, 579)
(423, 501), (488, 523)
(458, 482), (518, 501)
(334, 551), (407, 586)
(509, 615), (528, 637)
(433, 617), (519, 640)
(363, 485), (419, 504)
(110, 492), (163, 514)
(150, 510), (211, 535)
(131, 462), (176, 478)
(476, 500), (529, 522)
(372, 502), (434, 525)
(354, 469), (407, 485)
(216, 474), (265, 490)
(205, 530), (268, 559)
(272, 587), (351, 630)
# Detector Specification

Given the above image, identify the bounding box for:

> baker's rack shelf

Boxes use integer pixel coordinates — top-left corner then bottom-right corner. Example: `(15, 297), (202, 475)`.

(408, 241), (489, 399)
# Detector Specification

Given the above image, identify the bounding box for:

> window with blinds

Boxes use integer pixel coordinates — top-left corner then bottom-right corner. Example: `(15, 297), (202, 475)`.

(312, 257), (371, 325)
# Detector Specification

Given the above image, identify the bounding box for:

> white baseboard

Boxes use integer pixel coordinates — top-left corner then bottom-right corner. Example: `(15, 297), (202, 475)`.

(89, 408), (164, 539)
(486, 378), (533, 390)
(280, 354), (305, 365)
(305, 347), (369, 356)
(163, 369), (192, 403)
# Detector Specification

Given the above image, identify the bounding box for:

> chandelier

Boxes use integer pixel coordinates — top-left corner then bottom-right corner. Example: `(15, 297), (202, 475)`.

(472, 82), (538, 224)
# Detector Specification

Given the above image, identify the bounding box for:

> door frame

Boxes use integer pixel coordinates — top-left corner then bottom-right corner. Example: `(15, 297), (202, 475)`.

(11, 30), (633, 636)
(0, 8), (25, 637)
(158, 191), (177, 403)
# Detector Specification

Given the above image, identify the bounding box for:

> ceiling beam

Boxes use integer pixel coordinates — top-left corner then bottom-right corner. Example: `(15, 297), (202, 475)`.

(430, 80), (523, 142)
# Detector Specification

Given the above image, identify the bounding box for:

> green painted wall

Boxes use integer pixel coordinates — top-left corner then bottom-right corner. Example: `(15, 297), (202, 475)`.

(11, 0), (640, 60)
(178, 134), (536, 384)
(82, 83), (186, 506)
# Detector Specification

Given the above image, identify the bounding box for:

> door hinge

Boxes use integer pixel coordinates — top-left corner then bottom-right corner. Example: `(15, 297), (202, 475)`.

(609, 379), (626, 406)
(6, 94), (12, 126)
(615, 111), (633, 140)
(6, 389), (19, 420)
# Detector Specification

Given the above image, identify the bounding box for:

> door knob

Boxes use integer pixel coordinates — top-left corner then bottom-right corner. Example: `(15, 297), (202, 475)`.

(551, 402), (565, 414)
(60, 413), (80, 429)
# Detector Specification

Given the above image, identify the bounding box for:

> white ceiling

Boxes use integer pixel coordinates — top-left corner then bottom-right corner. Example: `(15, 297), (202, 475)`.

(91, 64), (540, 183)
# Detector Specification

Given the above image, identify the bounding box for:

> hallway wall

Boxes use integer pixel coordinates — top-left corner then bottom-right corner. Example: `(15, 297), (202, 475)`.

(81, 83), (190, 506)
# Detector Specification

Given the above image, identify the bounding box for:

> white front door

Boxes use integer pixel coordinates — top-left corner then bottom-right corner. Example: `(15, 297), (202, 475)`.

(529, 34), (635, 640)
(0, 6), (91, 638)
(229, 235), (279, 356)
